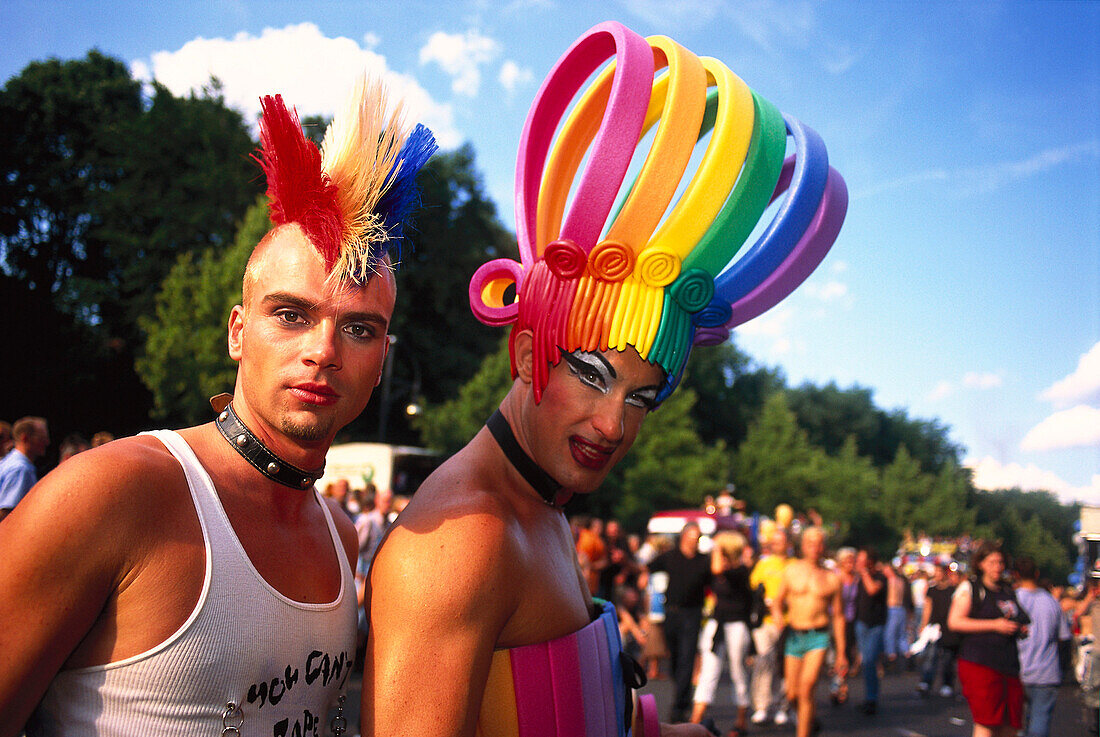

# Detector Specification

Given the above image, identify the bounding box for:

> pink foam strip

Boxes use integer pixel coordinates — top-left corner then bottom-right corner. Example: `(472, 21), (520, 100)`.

(511, 643), (557, 736)
(513, 21), (653, 263)
(576, 623), (604, 737)
(547, 631), (586, 736)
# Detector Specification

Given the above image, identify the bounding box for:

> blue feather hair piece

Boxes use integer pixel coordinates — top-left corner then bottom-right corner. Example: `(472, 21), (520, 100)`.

(378, 123), (439, 263)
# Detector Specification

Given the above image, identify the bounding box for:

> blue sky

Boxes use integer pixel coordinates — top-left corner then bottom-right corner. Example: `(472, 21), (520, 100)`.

(5, 0), (1098, 503)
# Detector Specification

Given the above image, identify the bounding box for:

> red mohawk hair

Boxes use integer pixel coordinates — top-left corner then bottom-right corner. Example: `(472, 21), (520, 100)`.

(252, 95), (344, 269)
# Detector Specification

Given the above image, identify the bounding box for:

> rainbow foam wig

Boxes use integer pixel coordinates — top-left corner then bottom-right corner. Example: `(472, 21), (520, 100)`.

(469, 22), (847, 403)
(253, 76), (438, 283)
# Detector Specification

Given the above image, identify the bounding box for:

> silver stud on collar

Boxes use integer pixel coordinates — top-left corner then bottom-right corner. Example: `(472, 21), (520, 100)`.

(266, 461), (280, 475)
(235, 434), (249, 448)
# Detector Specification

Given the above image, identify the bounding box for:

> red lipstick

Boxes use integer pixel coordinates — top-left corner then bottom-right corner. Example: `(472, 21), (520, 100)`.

(569, 436), (614, 470)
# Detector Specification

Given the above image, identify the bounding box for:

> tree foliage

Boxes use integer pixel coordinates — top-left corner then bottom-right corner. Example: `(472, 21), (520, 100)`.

(353, 144), (519, 444)
(137, 200), (270, 425)
(412, 336), (514, 455)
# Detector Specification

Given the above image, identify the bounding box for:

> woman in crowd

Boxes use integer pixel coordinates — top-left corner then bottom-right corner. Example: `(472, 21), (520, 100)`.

(947, 541), (1029, 737)
(690, 531), (754, 736)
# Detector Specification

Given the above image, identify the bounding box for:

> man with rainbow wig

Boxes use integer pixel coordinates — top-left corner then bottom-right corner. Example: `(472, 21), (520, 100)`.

(0, 78), (436, 735)
(365, 21), (846, 737)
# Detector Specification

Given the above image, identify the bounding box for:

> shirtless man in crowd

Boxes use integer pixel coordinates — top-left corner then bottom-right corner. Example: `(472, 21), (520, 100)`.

(772, 527), (848, 737)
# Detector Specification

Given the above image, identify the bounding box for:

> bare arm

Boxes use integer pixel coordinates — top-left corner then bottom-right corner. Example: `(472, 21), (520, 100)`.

(363, 503), (518, 737)
(831, 580), (848, 674)
(919, 592), (933, 631)
(0, 442), (174, 734)
(771, 567), (790, 625)
(859, 566), (884, 596)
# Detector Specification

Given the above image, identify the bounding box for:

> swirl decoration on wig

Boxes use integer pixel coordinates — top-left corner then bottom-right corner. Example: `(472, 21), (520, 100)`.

(253, 76), (438, 284)
(468, 21), (847, 403)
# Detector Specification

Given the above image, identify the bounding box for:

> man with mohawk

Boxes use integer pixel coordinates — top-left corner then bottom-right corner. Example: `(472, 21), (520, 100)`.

(0, 77), (435, 736)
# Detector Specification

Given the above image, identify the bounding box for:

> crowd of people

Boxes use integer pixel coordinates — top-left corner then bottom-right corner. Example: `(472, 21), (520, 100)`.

(527, 507), (1097, 737)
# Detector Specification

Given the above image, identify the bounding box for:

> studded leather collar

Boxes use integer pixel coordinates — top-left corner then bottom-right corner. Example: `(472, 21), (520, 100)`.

(215, 402), (324, 490)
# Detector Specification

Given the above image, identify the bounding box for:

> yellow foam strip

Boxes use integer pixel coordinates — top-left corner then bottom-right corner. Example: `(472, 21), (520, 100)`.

(648, 57), (754, 258)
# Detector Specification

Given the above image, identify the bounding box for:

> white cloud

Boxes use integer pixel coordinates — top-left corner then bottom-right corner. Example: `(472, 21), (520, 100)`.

(1020, 405), (1100, 451)
(362, 32), (381, 49)
(1040, 341), (1100, 407)
(419, 30), (500, 97)
(966, 456), (1100, 505)
(804, 280), (848, 301)
(927, 380), (954, 402)
(735, 306), (792, 338)
(131, 23), (461, 148)
(963, 371), (1003, 390)
(859, 141), (1100, 201)
(829, 260), (848, 275)
(498, 60), (533, 94)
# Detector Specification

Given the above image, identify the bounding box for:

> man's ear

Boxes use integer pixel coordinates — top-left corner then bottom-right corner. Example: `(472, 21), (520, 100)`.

(227, 305), (245, 362)
(512, 329), (535, 385)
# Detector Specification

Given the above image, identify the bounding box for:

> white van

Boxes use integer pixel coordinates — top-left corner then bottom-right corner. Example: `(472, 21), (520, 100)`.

(317, 442), (442, 496)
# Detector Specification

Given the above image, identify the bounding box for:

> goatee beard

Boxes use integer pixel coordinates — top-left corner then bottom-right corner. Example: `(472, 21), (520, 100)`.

(281, 416), (332, 443)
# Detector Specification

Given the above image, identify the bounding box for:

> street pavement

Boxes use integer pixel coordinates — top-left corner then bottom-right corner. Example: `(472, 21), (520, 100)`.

(636, 662), (1092, 737)
(343, 660), (1092, 736)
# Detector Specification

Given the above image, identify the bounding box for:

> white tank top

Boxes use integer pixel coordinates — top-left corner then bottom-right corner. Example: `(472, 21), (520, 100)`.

(27, 430), (358, 737)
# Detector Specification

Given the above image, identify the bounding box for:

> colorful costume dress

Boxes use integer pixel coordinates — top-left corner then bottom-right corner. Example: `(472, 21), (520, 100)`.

(476, 601), (630, 737)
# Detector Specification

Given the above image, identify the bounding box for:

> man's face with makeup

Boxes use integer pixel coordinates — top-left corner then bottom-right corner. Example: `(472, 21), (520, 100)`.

(525, 346), (665, 494)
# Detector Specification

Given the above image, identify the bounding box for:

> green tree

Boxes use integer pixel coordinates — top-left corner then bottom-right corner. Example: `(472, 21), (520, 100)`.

(810, 436), (881, 545)
(786, 382), (962, 472)
(679, 341), (784, 449)
(137, 200), (269, 425)
(94, 80), (257, 348)
(412, 336), (514, 455)
(356, 144), (519, 444)
(733, 392), (824, 515)
(0, 51), (142, 302)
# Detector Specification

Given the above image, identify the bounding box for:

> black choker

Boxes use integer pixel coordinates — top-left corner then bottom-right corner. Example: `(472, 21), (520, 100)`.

(215, 403), (324, 490)
(486, 409), (565, 509)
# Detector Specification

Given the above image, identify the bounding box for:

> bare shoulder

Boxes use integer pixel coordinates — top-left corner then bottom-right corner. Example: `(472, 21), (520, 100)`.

(370, 442), (522, 620)
(12, 434), (187, 537)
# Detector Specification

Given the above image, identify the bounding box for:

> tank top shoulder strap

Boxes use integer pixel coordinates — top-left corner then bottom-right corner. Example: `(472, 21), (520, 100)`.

(140, 429), (226, 552)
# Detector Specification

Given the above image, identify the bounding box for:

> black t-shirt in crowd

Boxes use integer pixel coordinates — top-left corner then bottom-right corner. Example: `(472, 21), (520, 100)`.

(856, 570), (888, 626)
(648, 548), (712, 610)
(958, 580), (1027, 676)
(926, 584), (956, 628)
(711, 565), (752, 624)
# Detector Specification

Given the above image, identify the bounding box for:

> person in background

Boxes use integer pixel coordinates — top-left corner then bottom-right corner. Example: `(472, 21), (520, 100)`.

(1013, 556), (1071, 737)
(948, 541), (1029, 737)
(916, 562), (959, 698)
(690, 530), (754, 735)
(854, 547), (887, 715)
(648, 522), (712, 723)
(89, 431), (114, 448)
(749, 527), (792, 726)
(0, 421), (13, 458)
(883, 562), (912, 669)
(0, 416), (49, 521)
(57, 434), (90, 464)
(772, 527), (847, 737)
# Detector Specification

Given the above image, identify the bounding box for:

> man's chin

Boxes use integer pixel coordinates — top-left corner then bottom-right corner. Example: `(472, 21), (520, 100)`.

(280, 414), (335, 444)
